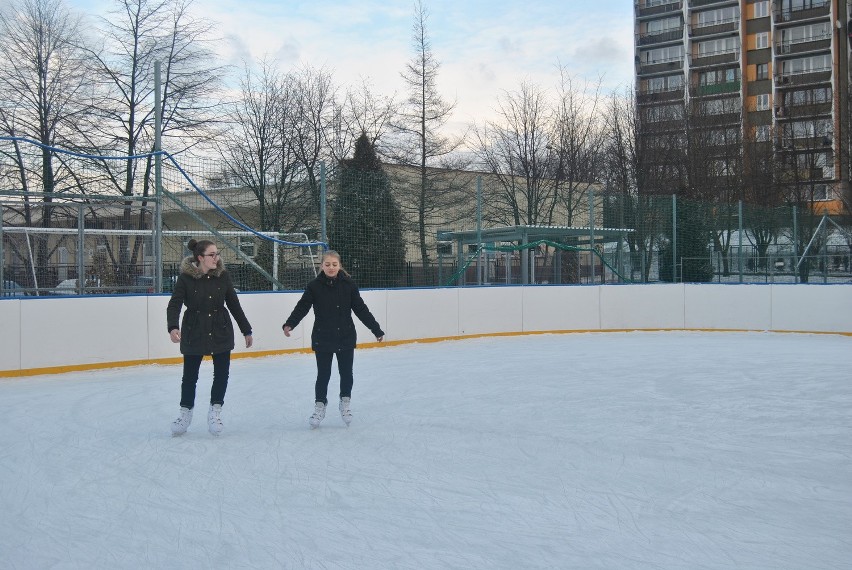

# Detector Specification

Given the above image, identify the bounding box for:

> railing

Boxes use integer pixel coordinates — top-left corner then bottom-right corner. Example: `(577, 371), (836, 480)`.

(776, 1), (831, 23)
(635, 1), (682, 18)
(638, 28), (684, 45)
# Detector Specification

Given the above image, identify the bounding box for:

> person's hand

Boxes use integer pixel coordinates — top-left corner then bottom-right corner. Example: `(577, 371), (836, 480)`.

(283, 325), (292, 337)
(245, 334), (253, 348)
(169, 329), (181, 343)
(376, 335), (384, 342)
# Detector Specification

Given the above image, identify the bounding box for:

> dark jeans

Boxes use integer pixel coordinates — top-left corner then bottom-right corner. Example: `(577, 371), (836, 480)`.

(180, 352), (231, 409)
(314, 349), (354, 405)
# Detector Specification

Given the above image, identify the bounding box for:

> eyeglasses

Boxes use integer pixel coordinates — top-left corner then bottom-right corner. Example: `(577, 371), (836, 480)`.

(202, 252), (220, 258)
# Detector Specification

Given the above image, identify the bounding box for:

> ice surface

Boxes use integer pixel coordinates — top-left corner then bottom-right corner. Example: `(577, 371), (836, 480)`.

(1, 332), (850, 569)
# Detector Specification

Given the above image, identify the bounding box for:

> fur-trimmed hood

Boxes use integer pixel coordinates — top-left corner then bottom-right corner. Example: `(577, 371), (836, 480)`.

(179, 255), (225, 278)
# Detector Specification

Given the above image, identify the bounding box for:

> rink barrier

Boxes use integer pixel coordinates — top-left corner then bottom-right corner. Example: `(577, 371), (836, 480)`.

(0, 283), (850, 377)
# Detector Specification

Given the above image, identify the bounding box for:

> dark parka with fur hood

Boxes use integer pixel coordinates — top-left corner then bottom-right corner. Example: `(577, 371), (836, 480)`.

(167, 256), (252, 356)
(284, 271), (384, 352)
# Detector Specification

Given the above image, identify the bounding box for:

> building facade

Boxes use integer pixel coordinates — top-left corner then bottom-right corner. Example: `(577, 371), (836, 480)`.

(635, 0), (851, 212)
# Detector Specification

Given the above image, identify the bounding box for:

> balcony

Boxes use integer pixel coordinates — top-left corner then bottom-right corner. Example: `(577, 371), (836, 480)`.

(638, 27), (684, 46)
(775, 1), (830, 24)
(636, 1), (683, 19)
(775, 70), (832, 88)
(690, 80), (740, 96)
(637, 86), (686, 104)
(637, 58), (685, 75)
(689, 50), (739, 68)
(689, 0), (738, 7)
(774, 36), (831, 57)
(689, 19), (740, 38)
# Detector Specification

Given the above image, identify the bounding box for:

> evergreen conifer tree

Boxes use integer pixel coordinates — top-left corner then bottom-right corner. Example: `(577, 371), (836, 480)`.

(329, 133), (405, 287)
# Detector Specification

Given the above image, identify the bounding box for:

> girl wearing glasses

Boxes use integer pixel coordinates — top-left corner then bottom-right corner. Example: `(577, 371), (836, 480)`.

(167, 238), (253, 436)
(283, 250), (384, 428)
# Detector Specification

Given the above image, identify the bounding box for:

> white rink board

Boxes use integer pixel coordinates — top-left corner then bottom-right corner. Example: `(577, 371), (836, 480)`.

(771, 284), (852, 333)
(0, 301), (22, 369)
(522, 285), (600, 331)
(386, 288), (459, 341)
(600, 284), (685, 330)
(458, 287), (523, 336)
(20, 296), (150, 369)
(684, 284), (773, 331)
(2, 284), (850, 373)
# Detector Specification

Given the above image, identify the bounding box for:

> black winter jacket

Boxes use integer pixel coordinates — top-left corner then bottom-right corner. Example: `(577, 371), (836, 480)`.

(167, 256), (252, 356)
(284, 272), (384, 352)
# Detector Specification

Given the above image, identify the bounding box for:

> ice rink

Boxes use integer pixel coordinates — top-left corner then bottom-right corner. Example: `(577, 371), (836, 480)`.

(1, 331), (850, 569)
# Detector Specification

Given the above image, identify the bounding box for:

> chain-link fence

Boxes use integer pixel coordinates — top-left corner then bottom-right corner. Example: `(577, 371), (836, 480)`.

(2, 137), (851, 296)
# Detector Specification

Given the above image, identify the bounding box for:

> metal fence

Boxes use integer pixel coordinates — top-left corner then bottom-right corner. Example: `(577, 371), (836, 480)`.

(2, 137), (850, 296)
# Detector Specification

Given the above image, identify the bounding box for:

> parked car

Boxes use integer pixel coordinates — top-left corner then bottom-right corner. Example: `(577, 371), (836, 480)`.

(132, 275), (177, 294)
(1, 280), (26, 297)
(51, 278), (104, 295)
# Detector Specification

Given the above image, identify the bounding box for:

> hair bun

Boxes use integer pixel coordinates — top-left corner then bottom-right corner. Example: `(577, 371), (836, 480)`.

(187, 238), (198, 251)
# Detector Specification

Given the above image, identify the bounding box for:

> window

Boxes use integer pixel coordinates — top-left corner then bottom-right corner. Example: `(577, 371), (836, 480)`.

(756, 94), (771, 110)
(754, 1), (769, 18)
(647, 17), (681, 34)
(699, 67), (740, 85)
(238, 237), (256, 258)
(781, 55), (831, 75)
(789, 87), (831, 105)
(756, 63), (769, 80)
(437, 242), (452, 255)
(646, 74), (684, 92)
(755, 32), (769, 49)
(644, 104), (684, 122)
(695, 6), (739, 27)
(755, 125), (771, 141)
(697, 37), (739, 56)
(780, 22), (831, 49)
(781, 0), (830, 12)
(643, 45), (684, 64)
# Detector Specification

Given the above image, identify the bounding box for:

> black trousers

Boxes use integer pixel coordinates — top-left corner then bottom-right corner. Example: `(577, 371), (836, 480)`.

(314, 349), (354, 405)
(180, 352), (231, 409)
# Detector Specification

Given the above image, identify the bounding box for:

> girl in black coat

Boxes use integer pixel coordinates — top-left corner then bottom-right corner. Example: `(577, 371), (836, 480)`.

(283, 250), (384, 428)
(167, 239), (253, 436)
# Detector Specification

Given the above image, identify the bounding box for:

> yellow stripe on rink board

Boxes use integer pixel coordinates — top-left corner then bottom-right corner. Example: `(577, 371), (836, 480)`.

(1, 328), (849, 378)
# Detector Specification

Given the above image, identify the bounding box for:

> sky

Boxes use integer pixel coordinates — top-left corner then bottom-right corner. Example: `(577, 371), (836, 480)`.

(1, 331), (851, 568)
(64, 0), (636, 134)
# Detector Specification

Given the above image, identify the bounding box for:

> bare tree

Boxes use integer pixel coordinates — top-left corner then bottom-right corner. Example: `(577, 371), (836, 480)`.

(391, 0), (467, 266)
(0, 0), (98, 281)
(550, 70), (606, 227)
(473, 81), (556, 227)
(87, 0), (225, 192)
(686, 95), (743, 276)
(81, 0), (226, 283)
(601, 87), (639, 279)
(740, 127), (784, 271)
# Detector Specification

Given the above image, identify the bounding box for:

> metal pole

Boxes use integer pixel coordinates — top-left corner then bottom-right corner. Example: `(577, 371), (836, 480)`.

(0, 205), (4, 290)
(154, 60), (163, 293)
(320, 161), (327, 247)
(589, 186), (595, 283)
(77, 204), (84, 294)
(273, 233), (279, 291)
(477, 176), (482, 285)
(738, 199), (744, 283)
(792, 205), (798, 283)
(672, 194), (677, 283)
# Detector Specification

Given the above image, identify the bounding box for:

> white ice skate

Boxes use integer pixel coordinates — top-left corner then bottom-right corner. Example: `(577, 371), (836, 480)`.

(309, 401), (326, 429)
(171, 407), (192, 436)
(207, 404), (223, 436)
(339, 397), (352, 426)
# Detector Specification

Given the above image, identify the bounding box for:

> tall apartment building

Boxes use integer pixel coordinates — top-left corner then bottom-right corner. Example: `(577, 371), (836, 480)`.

(635, 0), (850, 212)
